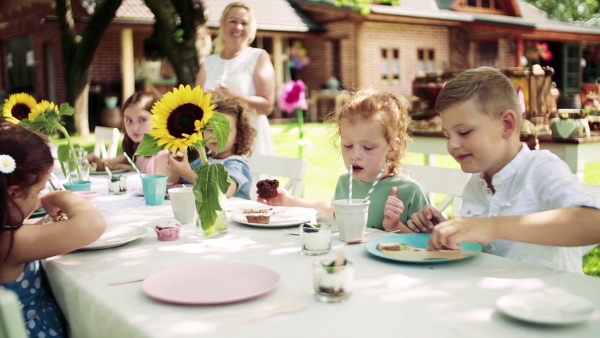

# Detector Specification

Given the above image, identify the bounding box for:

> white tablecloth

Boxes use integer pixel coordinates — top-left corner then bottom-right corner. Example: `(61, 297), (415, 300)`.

(44, 198), (600, 338)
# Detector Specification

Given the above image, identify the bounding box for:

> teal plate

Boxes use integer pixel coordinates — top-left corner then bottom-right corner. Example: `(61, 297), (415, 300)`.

(30, 208), (47, 218)
(365, 234), (481, 263)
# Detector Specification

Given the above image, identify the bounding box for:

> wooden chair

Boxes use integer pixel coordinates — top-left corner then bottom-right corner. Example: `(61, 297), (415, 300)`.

(93, 126), (121, 159)
(0, 287), (27, 338)
(582, 183), (600, 254)
(246, 154), (307, 200)
(403, 164), (472, 217)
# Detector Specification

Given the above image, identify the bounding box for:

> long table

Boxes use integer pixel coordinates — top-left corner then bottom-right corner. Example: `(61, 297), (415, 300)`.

(43, 196), (600, 337)
(408, 130), (600, 181)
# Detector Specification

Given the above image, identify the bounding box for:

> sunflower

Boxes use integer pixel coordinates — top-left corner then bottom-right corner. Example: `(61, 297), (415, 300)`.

(29, 100), (59, 121)
(150, 85), (216, 153)
(2, 93), (37, 124)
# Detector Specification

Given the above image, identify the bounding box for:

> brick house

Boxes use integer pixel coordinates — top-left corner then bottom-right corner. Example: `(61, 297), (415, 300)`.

(3, 0), (600, 127)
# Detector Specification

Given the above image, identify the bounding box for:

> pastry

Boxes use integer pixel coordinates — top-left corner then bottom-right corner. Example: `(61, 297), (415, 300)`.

(256, 179), (279, 199)
(154, 220), (181, 241)
(242, 208), (272, 224)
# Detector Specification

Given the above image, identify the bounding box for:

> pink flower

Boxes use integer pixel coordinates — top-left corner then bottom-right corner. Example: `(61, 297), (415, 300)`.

(278, 80), (308, 114)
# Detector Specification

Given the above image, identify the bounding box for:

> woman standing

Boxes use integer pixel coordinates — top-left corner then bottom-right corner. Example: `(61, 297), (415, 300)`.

(196, 2), (275, 156)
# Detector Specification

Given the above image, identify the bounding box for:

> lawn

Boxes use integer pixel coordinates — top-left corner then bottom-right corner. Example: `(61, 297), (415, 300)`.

(61, 122), (600, 276)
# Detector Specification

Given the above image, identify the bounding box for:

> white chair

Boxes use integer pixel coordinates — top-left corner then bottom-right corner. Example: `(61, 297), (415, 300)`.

(403, 164), (472, 217)
(582, 183), (600, 254)
(93, 126), (121, 159)
(0, 287), (27, 338)
(246, 154), (308, 200)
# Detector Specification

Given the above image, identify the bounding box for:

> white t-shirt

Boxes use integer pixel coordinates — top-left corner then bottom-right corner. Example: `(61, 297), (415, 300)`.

(203, 48), (275, 157)
(460, 144), (600, 274)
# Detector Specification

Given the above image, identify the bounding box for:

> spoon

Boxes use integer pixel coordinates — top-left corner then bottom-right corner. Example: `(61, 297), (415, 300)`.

(105, 167), (113, 180)
(217, 303), (306, 328)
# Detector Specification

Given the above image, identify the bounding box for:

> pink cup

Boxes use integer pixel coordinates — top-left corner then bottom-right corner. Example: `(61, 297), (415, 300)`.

(73, 191), (98, 207)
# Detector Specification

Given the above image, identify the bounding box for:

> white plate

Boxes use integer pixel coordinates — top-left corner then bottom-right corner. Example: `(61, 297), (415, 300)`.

(142, 262), (280, 305)
(81, 224), (147, 250)
(231, 206), (314, 228)
(496, 290), (595, 325)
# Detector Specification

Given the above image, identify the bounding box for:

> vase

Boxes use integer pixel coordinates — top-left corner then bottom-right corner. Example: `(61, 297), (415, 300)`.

(195, 192), (228, 239)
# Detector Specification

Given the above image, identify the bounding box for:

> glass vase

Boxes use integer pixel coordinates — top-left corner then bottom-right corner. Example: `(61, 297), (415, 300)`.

(195, 193), (228, 239)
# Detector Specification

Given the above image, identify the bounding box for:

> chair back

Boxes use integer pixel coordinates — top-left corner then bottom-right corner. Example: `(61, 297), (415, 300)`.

(0, 287), (27, 338)
(94, 126), (121, 159)
(246, 154), (307, 199)
(581, 183), (600, 254)
(403, 164), (472, 217)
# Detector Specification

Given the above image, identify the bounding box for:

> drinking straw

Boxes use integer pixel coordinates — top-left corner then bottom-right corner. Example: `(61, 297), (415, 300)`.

(123, 152), (143, 179)
(364, 169), (384, 202)
(348, 165), (353, 204)
(49, 172), (66, 191)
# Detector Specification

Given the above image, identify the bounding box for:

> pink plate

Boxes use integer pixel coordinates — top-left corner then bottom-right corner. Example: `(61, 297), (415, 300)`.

(142, 262), (281, 305)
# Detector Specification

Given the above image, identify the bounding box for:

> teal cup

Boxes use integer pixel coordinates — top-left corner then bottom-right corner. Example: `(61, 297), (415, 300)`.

(142, 174), (168, 205)
(63, 180), (92, 192)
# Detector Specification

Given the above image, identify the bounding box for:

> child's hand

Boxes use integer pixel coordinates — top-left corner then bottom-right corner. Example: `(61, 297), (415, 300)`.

(167, 151), (193, 178)
(382, 187), (404, 231)
(407, 205), (446, 233)
(257, 188), (291, 206)
(428, 216), (499, 250)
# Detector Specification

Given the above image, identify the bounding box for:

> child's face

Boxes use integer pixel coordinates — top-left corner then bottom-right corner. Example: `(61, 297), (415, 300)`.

(124, 106), (153, 143)
(204, 114), (237, 158)
(440, 99), (509, 177)
(7, 169), (51, 225)
(340, 119), (391, 182)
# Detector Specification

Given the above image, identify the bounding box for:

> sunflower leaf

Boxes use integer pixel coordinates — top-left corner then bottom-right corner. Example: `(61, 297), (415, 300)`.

(59, 103), (75, 117)
(206, 112), (230, 153)
(193, 162), (231, 236)
(135, 133), (162, 156)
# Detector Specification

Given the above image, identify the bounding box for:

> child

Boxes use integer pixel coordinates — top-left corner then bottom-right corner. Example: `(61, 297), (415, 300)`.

(87, 91), (180, 184)
(0, 120), (106, 337)
(407, 67), (600, 273)
(258, 88), (430, 232)
(167, 92), (257, 199)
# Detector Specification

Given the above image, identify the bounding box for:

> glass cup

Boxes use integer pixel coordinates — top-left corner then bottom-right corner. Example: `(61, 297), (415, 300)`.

(301, 223), (332, 255)
(332, 199), (370, 242)
(312, 259), (354, 303)
(141, 174), (168, 205)
(108, 174), (127, 195)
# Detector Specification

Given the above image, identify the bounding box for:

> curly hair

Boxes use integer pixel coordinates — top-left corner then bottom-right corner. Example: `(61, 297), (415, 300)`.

(326, 88), (411, 176)
(211, 92), (257, 156)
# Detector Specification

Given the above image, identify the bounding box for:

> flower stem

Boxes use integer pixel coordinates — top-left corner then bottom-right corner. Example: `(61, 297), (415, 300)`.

(199, 145), (208, 164)
(57, 125), (82, 181)
(296, 108), (304, 159)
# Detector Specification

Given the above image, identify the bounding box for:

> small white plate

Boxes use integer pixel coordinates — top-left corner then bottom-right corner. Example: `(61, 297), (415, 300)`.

(81, 224), (147, 250)
(231, 206), (315, 228)
(496, 290), (595, 325)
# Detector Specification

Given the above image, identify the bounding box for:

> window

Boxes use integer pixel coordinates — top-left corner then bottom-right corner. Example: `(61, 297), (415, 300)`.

(453, 0), (508, 15)
(417, 48), (435, 72)
(478, 41), (498, 67)
(381, 47), (400, 81)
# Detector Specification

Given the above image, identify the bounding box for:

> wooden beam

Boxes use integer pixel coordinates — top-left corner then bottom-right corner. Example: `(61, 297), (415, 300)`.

(121, 28), (135, 103)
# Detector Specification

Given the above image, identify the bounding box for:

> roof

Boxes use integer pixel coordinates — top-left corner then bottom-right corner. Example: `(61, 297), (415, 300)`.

(90, 0), (323, 33)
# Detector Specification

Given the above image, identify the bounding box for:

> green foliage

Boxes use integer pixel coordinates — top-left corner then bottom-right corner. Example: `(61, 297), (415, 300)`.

(206, 112), (230, 153)
(193, 163), (231, 235)
(135, 133), (163, 156)
(334, 0), (400, 15)
(523, 0), (600, 24)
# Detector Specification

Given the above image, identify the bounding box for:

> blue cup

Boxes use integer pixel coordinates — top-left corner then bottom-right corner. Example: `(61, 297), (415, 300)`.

(63, 180), (92, 192)
(142, 174), (168, 205)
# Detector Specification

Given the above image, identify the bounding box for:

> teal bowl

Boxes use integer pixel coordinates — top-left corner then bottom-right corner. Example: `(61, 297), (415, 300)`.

(63, 180), (92, 192)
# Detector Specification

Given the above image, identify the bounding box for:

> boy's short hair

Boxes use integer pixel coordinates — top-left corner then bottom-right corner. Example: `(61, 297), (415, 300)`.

(435, 66), (522, 128)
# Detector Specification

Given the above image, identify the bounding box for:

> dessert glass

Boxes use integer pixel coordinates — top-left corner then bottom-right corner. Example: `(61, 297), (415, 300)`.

(301, 223), (332, 255)
(312, 259), (354, 303)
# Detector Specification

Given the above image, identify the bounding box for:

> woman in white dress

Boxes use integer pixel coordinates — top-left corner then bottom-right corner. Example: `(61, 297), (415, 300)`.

(196, 2), (275, 156)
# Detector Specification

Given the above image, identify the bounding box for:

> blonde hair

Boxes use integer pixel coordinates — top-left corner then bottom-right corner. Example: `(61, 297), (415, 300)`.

(213, 2), (257, 54)
(436, 66), (522, 127)
(327, 88), (411, 176)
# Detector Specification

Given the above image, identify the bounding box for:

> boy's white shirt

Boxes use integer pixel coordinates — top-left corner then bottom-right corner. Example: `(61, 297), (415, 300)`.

(460, 143), (600, 274)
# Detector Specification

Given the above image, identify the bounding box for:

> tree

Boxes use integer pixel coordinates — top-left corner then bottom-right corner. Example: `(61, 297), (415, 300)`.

(523, 0), (600, 24)
(56, 0), (123, 136)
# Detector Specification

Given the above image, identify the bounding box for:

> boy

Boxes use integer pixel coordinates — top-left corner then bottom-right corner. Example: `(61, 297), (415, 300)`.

(407, 67), (600, 274)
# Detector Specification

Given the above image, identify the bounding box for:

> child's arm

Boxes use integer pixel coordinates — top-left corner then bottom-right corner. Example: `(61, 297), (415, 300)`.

(154, 151), (181, 184)
(428, 207), (600, 250)
(167, 153), (197, 183)
(407, 206), (447, 233)
(8, 191), (106, 264)
(258, 188), (334, 218)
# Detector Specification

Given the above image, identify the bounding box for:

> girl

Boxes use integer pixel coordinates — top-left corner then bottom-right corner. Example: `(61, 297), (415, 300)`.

(0, 120), (106, 337)
(259, 88), (430, 232)
(167, 92), (257, 199)
(87, 91), (180, 184)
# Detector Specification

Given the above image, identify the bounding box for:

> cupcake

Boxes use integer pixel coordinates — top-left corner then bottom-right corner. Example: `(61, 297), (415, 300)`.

(256, 179), (279, 199)
(154, 220), (181, 241)
(242, 208), (273, 224)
